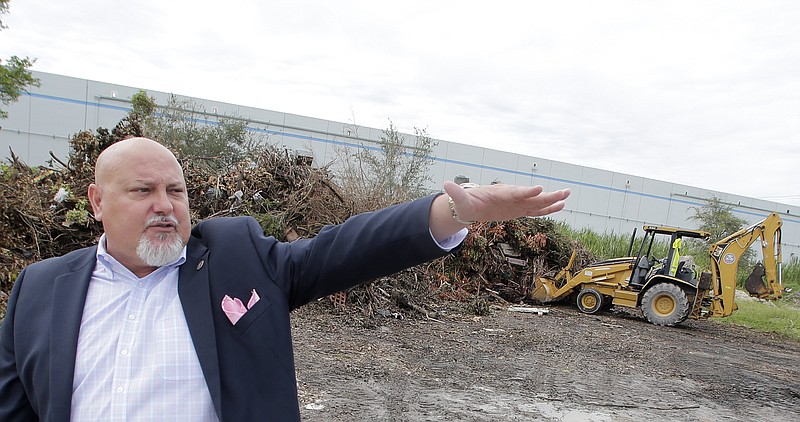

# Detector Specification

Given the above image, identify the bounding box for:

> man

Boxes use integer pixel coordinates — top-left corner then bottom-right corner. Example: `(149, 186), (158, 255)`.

(0, 137), (570, 421)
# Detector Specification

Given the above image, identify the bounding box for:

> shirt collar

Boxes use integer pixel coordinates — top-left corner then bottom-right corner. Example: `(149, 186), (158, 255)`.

(96, 233), (187, 279)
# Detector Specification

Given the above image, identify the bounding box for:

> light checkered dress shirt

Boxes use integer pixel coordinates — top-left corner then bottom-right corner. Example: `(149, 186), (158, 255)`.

(70, 235), (218, 421)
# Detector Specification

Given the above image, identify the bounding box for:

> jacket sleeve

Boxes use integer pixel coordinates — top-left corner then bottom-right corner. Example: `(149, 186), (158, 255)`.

(193, 194), (459, 310)
(0, 269), (39, 421)
(272, 194), (456, 308)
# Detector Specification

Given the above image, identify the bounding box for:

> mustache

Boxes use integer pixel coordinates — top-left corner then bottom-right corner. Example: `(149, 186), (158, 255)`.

(145, 214), (179, 228)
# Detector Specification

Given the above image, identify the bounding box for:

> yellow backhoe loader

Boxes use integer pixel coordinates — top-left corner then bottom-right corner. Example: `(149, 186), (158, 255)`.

(532, 213), (783, 326)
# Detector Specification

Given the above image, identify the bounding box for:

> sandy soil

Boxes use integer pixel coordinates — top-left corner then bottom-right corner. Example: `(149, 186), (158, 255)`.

(291, 301), (800, 421)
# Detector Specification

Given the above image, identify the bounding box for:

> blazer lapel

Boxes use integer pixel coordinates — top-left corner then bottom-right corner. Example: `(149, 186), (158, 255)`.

(178, 237), (223, 419)
(49, 246), (96, 421)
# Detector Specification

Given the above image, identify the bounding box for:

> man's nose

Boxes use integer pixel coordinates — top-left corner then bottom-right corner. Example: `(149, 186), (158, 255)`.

(152, 190), (175, 214)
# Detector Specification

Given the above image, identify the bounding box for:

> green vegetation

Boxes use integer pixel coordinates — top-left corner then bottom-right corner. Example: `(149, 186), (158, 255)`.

(64, 199), (90, 227)
(690, 197), (757, 279)
(556, 223), (699, 264)
(725, 259), (800, 340)
(1, 0), (40, 120)
(690, 197), (748, 242)
(563, 226), (638, 258)
(132, 91), (264, 170)
(783, 259), (800, 289)
(723, 299), (800, 341)
(334, 120), (436, 213)
(252, 212), (286, 240)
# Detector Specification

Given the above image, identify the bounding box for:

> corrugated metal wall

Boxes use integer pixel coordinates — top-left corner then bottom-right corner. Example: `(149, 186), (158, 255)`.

(3, 71), (798, 262)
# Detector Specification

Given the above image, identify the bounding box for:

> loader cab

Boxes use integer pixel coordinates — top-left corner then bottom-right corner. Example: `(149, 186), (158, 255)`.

(628, 225), (710, 288)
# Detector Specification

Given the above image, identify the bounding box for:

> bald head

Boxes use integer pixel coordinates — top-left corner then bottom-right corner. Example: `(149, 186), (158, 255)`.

(95, 137), (182, 187)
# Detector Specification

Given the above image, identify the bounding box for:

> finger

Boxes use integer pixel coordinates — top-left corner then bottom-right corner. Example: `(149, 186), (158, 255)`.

(535, 188), (570, 204)
(521, 188), (570, 212)
(502, 185), (543, 202)
(527, 200), (567, 217)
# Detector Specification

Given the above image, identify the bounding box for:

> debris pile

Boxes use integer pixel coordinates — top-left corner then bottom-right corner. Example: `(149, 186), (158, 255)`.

(441, 218), (593, 303)
(344, 219), (596, 319)
(181, 147), (350, 239)
(0, 119), (351, 318)
(0, 120), (587, 319)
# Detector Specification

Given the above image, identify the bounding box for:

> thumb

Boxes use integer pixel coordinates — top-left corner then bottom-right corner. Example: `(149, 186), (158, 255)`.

(443, 180), (468, 203)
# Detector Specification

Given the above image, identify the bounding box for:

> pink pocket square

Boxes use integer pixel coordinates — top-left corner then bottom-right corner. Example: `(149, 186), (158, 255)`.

(221, 289), (260, 325)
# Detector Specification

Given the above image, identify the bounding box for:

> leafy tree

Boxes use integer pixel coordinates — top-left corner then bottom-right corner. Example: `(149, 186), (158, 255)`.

(0, 0), (40, 120)
(336, 120), (436, 212)
(689, 197), (748, 242)
(130, 89), (156, 118)
(689, 197), (756, 278)
(133, 91), (264, 170)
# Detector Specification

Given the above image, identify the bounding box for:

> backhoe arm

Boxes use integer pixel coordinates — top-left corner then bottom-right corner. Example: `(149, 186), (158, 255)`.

(707, 212), (783, 316)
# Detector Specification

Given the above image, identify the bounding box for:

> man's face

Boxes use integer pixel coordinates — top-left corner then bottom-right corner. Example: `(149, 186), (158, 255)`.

(88, 140), (191, 276)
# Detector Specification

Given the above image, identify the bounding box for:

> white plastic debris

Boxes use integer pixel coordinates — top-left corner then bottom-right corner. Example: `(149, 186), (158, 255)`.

(231, 190), (244, 203)
(304, 402), (325, 411)
(53, 187), (69, 203)
(508, 306), (550, 315)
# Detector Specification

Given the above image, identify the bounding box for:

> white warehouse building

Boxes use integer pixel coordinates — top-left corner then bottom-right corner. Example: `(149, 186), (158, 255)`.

(2, 71), (798, 262)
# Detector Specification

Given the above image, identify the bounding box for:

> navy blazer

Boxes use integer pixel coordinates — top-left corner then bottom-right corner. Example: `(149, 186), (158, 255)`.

(0, 195), (453, 421)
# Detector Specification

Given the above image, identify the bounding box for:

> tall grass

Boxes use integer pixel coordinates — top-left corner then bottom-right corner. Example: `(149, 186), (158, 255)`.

(569, 227), (637, 259)
(782, 259), (800, 292)
(724, 300), (800, 341)
(557, 224), (672, 262)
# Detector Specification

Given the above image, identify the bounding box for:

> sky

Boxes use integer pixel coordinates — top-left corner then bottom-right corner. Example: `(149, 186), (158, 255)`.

(2, 0), (799, 205)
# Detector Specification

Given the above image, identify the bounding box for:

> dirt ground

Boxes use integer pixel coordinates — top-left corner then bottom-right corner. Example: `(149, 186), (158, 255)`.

(291, 300), (800, 422)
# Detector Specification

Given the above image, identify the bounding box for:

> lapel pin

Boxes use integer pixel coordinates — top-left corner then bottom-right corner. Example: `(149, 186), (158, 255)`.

(196, 260), (205, 270)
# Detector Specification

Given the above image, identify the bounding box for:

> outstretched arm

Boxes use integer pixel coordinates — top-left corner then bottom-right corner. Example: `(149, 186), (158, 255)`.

(429, 181), (571, 242)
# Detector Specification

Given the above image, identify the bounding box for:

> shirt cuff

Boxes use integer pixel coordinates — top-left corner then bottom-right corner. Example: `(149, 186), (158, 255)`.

(430, 228), (468, 251)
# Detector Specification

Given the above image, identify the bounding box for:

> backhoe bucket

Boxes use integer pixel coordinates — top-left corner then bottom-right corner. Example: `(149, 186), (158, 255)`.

(744, 263), (768, 298)
(531, 277), (557, 303)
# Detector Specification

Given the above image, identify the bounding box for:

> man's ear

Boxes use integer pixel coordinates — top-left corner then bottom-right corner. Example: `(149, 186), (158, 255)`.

(87, 183), (104, 222)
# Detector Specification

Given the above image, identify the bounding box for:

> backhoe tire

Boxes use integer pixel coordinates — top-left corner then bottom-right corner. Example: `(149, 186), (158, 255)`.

(576, 288), (604, 314)
(641, 283), (690, 326)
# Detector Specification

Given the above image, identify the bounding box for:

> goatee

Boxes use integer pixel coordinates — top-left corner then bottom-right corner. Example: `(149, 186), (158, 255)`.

(136, 215), (185, 267)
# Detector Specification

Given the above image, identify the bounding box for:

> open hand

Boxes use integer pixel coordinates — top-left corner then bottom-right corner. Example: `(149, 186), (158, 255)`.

(443, 181), (570, 224)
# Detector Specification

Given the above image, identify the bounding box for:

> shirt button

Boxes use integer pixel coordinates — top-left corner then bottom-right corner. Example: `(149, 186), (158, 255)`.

(116, 387), (124, 393)
(121, 349), (128, 356)
(128, 314), (136, 320)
